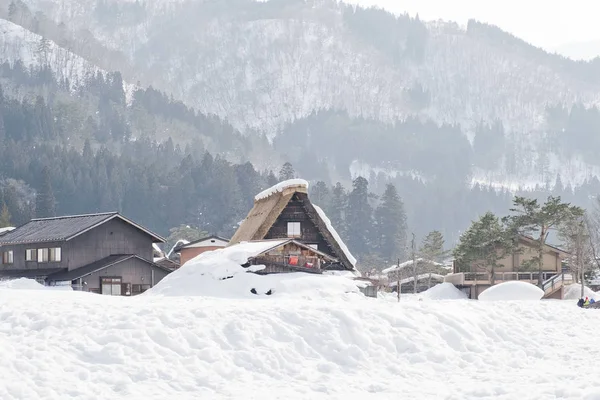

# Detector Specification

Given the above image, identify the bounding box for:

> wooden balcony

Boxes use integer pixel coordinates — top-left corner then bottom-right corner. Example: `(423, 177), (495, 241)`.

(444, 271), (559, 286)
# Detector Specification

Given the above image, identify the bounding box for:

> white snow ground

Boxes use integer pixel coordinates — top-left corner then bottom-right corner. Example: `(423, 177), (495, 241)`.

(1, 281), (600, 399)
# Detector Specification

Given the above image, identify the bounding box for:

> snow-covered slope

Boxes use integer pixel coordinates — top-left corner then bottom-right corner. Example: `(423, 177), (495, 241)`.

(0, 18), (136, 101)
(1, 284), (600, 399)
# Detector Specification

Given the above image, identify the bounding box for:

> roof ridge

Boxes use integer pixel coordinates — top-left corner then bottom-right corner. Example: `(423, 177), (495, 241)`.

(31, 211), (119, 221)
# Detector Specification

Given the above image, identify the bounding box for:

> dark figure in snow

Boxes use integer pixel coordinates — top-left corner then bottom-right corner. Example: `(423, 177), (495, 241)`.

(578, 298), (585, 308)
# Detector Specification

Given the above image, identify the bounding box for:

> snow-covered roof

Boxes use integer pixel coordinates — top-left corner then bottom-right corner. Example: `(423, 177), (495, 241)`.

(382, 258), (445, 274)
(167, 239), (190, 258)
(0, 227), (15, 235)
(313, 205), (357, 269)
(153, 243), (163, 254)
(254, 179), (309, 201)
(389, 273), (445, 287)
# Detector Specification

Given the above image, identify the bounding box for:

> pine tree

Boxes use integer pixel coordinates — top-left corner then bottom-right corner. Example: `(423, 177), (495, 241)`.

(310, 181), (330, 209)
(278, 162), (295, 181)
(8, 1), (17, 21)
(328, 182), (347, 238)
(453, 212), (515, 285)
(374, 183), (407, 262)
(35, 167), (56, 218)
(0, 203), (11, 227)
(504, 196), (584, 286)
(419, 230), (448, 263)
(36, 37), (51, 65)
(346, 176), (373, 256)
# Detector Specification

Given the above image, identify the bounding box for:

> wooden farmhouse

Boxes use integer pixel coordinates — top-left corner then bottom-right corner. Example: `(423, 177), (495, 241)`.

(0, 212), (171, 295)
(229, 179), (358, 275)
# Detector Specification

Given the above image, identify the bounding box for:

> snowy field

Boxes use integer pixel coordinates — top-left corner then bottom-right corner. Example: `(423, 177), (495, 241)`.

(1, 282), (600, 399)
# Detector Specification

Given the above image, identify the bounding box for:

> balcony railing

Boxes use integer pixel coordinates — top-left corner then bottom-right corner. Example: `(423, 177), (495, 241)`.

(445, 271), (559, 285)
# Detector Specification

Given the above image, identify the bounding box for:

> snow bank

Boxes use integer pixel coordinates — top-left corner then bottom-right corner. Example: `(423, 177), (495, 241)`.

(146, 240), (361, 298)
(1, 288), (599, 399)
(313, 204), (358, 269)
(0, 278), (72, 291)
(254, 179), (309, 201)
(479, 281), (544, 301)
(563, 284), (600, 300)
(0, 278), (46, 290)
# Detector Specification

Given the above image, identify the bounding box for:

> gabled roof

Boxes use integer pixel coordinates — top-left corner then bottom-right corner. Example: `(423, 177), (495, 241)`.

(518, 235), (568, 256)
(0, 212), (165, 245)
(228, 180), (357, 271)
(47, 254), (171, 282)
(173, 235), (230, 252)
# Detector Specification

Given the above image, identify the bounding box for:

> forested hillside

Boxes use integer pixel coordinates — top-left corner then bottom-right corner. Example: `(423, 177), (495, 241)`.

(10, 0), (600, 188)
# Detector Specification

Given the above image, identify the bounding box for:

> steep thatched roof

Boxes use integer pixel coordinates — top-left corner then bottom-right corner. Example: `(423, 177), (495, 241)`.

(229, 180), (357, 271)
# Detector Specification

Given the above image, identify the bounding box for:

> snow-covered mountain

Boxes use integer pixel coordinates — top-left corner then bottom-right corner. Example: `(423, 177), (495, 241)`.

(5, 0), (600, 189)
(0, 18), (137, 101)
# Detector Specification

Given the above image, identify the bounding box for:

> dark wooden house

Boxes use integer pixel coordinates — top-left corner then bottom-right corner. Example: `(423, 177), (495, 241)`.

(242, 239), (339, 274)
(229, 180), (358, 274)
(0, 212), (171, 295)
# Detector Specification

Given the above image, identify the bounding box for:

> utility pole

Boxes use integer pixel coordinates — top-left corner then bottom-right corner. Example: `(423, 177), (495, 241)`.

(412, 233), (417, 294)
(397, 258), (400, 303)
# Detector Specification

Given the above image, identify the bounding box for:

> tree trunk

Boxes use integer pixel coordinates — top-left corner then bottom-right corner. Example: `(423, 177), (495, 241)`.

(490, 266), (495, 285)
(581, 268), (585, 299)
(537, 228), (546, 287)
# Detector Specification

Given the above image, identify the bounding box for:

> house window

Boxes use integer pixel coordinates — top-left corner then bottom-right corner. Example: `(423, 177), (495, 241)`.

(49, 248), (61, 262)
(2, 250), (13, 264)
(25, 249), (35, 261)
(287, 222), (301, 238)
(101, 277), (122, 296)
(37, 248), (49, 263)
(308, 244), (318, 250)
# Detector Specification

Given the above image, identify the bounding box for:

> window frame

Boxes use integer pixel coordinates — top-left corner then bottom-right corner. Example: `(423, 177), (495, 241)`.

(49, 247), (61, 262)
(287, 222), (301, 238)
(37, 248), (49, 263)
(2, 250), (13, 264)
(25, 249), (35, 262)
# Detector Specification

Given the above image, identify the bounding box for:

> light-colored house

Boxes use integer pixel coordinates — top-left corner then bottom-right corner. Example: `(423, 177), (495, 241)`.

(445, 235), (571, 299)
(382, 258), (451, 293)
(173, 235), (229, 266)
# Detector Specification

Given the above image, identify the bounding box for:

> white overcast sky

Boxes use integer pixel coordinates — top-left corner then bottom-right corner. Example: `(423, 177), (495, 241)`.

(346, 0), (600, 52)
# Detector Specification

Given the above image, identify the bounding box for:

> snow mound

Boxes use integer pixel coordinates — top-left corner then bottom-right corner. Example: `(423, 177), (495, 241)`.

(146, 241), (361, 299)
(254, 179), (308, 201)
(0, 278), (46, 290)
(313, 204), (358, 269)
(563, 284), (600, 300)
(479, 281), (544, 301)
(420, 283), (468, 300)
(0, 278), (72, 291)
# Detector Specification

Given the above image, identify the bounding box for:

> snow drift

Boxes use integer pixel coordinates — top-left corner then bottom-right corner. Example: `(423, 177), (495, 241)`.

(0, 278), (72, 291)
(420, 283), (468, 300)
(563, 284), (600, 300)
(1, 287), (599, 399)
(146, 241), (361, 298)
(479, 281), (544, 301)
